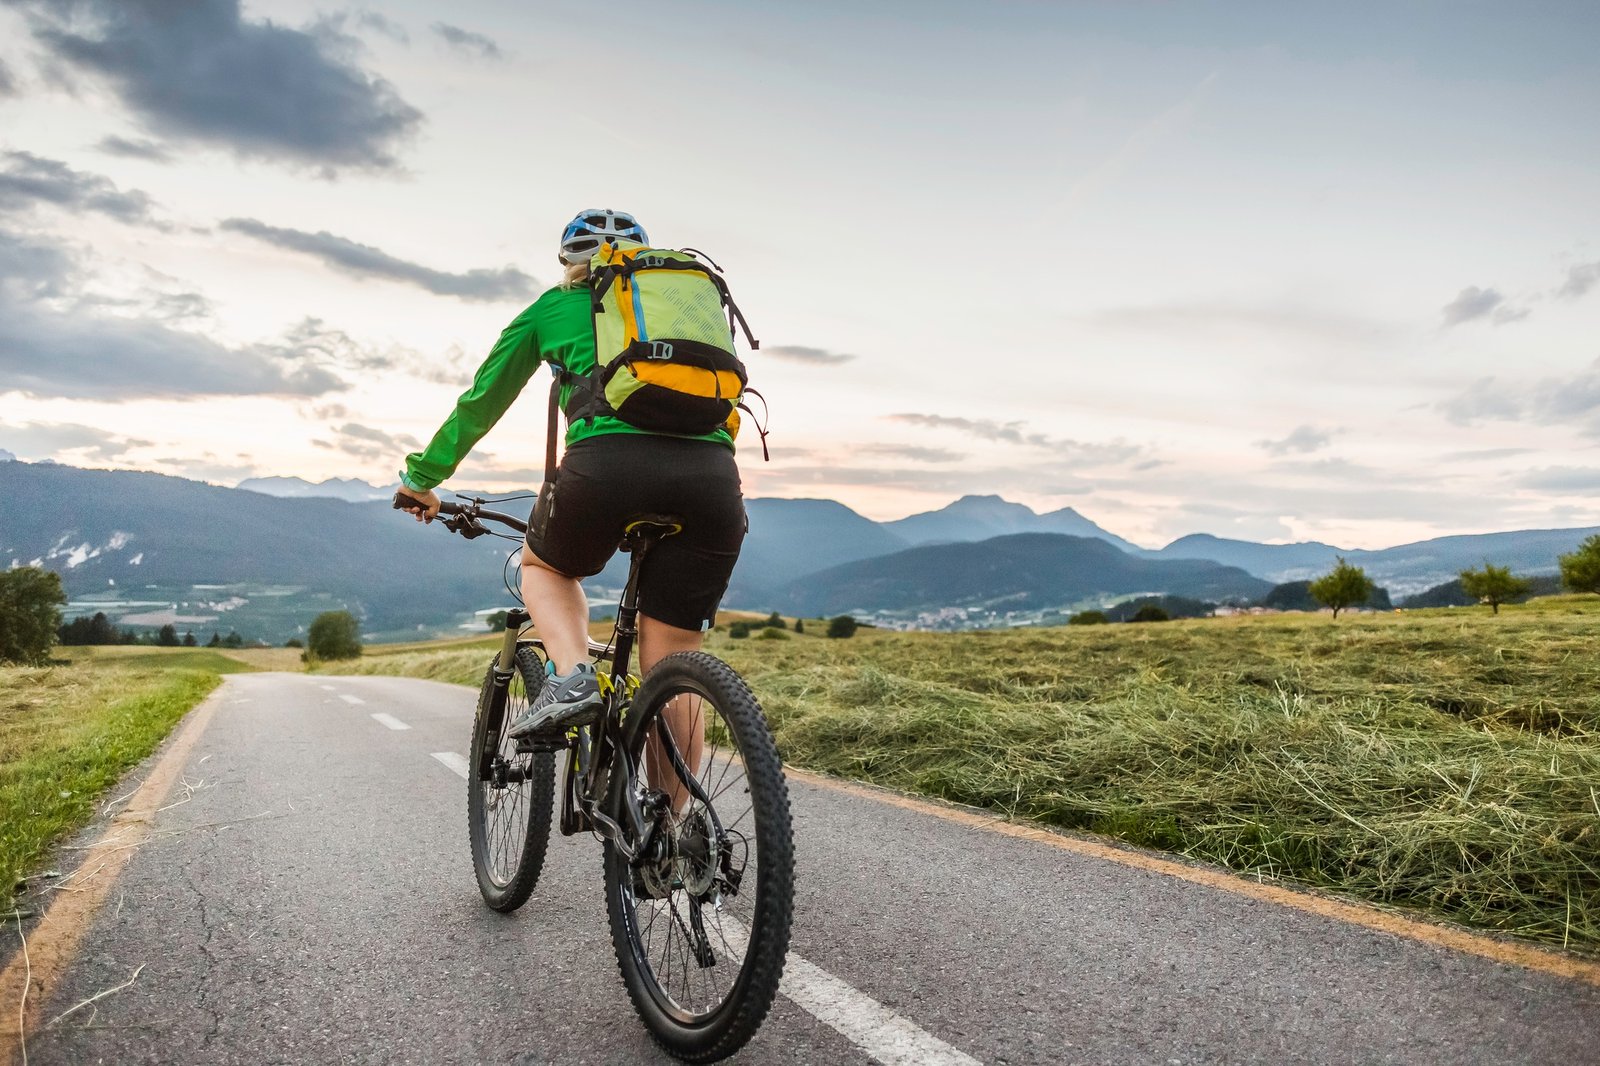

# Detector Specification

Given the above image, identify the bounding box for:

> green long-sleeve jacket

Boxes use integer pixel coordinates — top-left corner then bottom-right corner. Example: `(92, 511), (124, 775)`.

(400, 285), (734, 492)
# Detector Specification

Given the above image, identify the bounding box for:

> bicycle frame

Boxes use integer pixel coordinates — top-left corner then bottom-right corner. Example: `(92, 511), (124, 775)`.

(482, 522), (696, 863)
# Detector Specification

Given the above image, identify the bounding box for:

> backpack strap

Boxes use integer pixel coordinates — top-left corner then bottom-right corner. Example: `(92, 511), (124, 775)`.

(545, 375), (561, 485)
(738, 387), (771, 462)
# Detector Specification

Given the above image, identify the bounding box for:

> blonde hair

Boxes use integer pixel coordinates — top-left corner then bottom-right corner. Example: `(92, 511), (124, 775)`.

(558, 261), (589, 290)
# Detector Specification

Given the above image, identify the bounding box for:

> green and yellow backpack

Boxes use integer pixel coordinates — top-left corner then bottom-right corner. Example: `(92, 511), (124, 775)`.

(580, 240), (763, 447)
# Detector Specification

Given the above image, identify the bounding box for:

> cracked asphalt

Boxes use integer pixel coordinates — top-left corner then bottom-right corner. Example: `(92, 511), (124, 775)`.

(12, 673), (1600, 1065)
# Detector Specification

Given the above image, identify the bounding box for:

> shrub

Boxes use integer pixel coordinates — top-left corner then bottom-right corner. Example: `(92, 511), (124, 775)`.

(763, 611), (787, 630)
(1068, 610), (1109, 626)
(756, 627), (790, 641)
(728, 621), (751, 639)
(1129, 605), (1170, 623)
(826, 615), (858, 639)
(0, 566), (66, 665)
(1560, 534), (1600, 594)
(1309, 557), (1376, 619)
(284, 638), (304, 648)
(794, 619), (805, 634)
(307, 611), (362, 660)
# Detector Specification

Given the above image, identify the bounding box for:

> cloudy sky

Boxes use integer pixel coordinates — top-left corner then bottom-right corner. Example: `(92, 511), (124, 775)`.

(1, 0), (1597, 548)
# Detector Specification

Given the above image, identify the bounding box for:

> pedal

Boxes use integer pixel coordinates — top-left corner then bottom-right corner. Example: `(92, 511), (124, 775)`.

(514, 736), (563, 754)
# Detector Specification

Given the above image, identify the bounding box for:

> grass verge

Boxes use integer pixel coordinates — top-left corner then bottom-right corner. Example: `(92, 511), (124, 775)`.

(1, 648), (240, 904)
(328, 599), (1600, 955)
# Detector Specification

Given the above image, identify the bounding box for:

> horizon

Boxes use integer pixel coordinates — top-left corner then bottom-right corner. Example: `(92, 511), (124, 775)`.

(7, 454), (1596, 555)
(2, 2), (1597, 549)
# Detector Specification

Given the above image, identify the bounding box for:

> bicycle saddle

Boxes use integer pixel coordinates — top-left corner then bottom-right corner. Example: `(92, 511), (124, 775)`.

(622, 514), (685, 540)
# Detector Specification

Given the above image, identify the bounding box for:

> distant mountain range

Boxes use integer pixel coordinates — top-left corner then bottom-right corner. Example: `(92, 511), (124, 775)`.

(2, 461), (1595, 641)
(237, 476), (393, 502)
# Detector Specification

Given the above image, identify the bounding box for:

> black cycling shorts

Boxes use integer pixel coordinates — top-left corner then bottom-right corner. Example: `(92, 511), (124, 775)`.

(524, 434), (746, 632)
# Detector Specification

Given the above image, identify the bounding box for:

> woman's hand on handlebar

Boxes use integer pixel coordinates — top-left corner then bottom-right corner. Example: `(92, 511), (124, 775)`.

(396, 487), (442, 523)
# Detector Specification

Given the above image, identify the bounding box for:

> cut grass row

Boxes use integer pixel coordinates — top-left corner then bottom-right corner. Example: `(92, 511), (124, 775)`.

(0, 647), (263, 906)
(329, 598), (1600, 955)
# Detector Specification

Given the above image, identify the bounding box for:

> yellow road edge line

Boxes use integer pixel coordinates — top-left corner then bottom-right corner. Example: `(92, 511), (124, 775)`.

(1, 683), (228, 1062)
(786, 766), (1600, 989)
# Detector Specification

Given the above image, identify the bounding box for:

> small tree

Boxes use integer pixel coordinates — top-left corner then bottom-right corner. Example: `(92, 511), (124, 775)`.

(157, 623), (180, 647)
(793, 618), (805, 634)
(285, 638), (304, 648)
(1129, 604), (1170, 623)
(826, 615), (858, 639)
(1559, 534), (1600, 595)
(206, 632), (220, 647)
(1459, 563), (1532, 615)
(0, 566), (66, 665)
(1308, 557), (1375, 619)
(307, 611), (362, 660)
(1068, 610), (1109, 626)
(763, 611), (786, 630)
(183, 631), (197, 647)
(484, 609), (510, 630)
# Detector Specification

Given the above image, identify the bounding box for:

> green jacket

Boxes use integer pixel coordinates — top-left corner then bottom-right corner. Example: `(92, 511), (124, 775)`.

(400, 285), (735, 492)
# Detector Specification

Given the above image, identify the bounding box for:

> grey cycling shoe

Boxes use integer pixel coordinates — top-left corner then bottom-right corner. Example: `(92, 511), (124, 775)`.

(506, 661), (602, 739)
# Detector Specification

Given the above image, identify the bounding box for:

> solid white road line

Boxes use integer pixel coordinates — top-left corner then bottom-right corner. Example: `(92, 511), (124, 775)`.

(431, 752), (470, 779)
(339, 693), (365, 705)
(713, 916), (982, 1066)
(370, 713), (410, 731)
(778, 953), (983, 1066)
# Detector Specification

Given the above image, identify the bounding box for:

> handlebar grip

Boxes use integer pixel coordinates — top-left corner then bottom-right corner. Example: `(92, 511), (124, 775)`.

(392, 491), (462, 516)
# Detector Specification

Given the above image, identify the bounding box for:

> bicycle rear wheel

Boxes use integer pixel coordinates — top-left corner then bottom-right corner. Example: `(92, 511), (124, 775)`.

(603, 651), (793, 1062)
(468, 645), (555, 912)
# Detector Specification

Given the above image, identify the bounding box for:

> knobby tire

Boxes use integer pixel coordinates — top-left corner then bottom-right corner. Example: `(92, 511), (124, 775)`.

(467, 645), (555, 912)
(603, 651), (794, 1062)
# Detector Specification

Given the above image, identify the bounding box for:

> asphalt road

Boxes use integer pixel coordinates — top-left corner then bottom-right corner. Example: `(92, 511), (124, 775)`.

(11, 673), (1600, 1065)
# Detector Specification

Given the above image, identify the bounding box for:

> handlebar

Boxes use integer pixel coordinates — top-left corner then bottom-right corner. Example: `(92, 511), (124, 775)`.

(394, 491), (528, 538)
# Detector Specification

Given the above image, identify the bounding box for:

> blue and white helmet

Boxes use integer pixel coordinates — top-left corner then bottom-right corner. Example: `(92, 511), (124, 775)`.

(560, 209), (648, 265)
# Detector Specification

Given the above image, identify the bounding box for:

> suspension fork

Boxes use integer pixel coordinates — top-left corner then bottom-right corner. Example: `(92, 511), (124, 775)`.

(477, 608), (530, 779)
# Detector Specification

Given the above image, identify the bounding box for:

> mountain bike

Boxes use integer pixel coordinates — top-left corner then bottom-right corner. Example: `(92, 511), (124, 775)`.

(394, 492), (793, 1063)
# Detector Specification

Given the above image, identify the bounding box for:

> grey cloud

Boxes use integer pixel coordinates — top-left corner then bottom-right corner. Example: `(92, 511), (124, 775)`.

(15, 0), (423, 171)
(1440, 286), (1527, 328)
(356, 11), (409, 44)
(323, 422), (420, 461)
(0, 229), (348, 399)
(0, 57), (16, 96)
(1558, 261), (1600, 300)
(0, 420), (151, 461)
(765, 345), (855, 366)
(1257, 424), (1338, 456)
(1520, 467), (1600, 493)
(857, 443), (964, 463)
(431, 22), (504, 60)
(889, 413), (1053, 448)
(96, 135), (172, 163)
(0, 151), (162, 226)
(1436, 447), (1536, 463)
(1438, 358), (1600, 431)
(887, 412), (1143, 465)
(221, 217), (536, 301)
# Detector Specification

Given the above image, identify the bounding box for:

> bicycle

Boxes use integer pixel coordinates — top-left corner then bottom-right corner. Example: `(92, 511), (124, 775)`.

(394, 492), (793, 1063)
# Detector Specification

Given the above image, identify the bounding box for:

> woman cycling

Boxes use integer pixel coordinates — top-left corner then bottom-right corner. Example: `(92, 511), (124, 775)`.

(396, 209), (746, 740)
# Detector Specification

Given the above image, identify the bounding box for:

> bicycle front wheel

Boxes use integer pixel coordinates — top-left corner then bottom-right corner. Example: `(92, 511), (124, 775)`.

(604, 651), (793, 1063)
(467, 645), (555, 912)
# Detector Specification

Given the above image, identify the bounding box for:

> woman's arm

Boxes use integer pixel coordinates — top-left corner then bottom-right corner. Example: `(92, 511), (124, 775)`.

(400, 305), (543, 493)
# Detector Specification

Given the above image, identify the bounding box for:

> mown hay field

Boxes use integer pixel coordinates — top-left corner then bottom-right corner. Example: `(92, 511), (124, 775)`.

(331, 598), (1600, 955)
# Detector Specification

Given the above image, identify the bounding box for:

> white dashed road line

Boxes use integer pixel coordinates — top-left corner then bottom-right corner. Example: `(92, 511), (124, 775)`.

(339, 693), (365, 705)
(431, 752), (470, 779)
(369, 712), (410, 731)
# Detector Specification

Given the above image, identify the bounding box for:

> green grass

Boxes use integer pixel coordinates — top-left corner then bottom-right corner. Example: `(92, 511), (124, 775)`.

(1, 647), (242, 904)
(325, 597), (1600, 954)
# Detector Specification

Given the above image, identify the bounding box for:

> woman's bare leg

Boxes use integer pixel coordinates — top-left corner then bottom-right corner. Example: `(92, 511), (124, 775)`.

(640, 613), (706, 813)
(520, 546), (589, 674)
